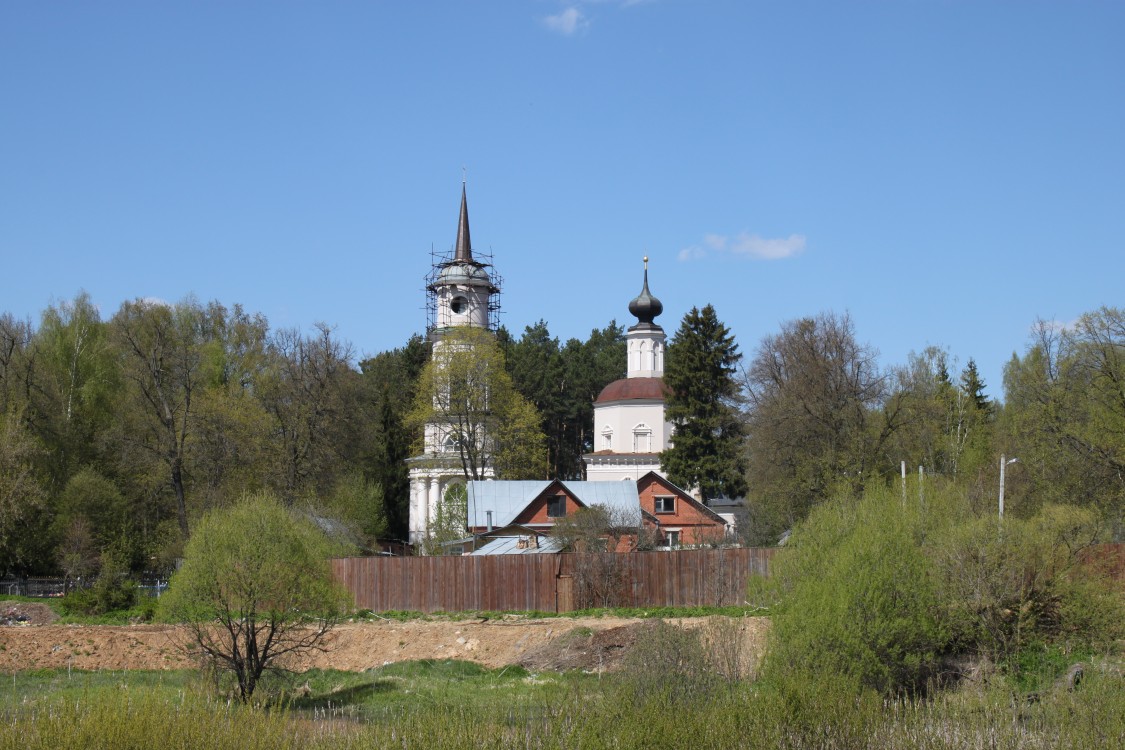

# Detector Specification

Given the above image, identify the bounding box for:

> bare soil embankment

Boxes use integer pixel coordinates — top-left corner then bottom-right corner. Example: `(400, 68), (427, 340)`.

(0, 606), (769, 675)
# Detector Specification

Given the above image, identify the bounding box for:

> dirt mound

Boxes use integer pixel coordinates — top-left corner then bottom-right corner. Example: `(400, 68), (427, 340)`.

(0, 601), (59, 627)
(517, 624), (644, 673)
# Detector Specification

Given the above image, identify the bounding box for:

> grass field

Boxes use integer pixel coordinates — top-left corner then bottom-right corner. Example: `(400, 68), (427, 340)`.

(3, 656), (1124, 749)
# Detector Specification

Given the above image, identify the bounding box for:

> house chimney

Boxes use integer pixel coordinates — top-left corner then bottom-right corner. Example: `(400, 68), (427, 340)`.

(486, 510), (493, 532)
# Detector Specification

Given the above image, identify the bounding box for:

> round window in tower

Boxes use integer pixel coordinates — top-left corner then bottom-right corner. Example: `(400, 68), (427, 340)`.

(451, 296), (468, 314)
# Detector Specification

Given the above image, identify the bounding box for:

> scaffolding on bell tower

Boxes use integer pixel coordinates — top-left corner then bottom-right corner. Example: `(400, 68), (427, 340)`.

(423, 244), (503, 336)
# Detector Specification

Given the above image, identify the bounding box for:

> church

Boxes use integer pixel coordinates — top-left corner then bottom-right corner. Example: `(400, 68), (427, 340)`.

(406, 185), (726, 548)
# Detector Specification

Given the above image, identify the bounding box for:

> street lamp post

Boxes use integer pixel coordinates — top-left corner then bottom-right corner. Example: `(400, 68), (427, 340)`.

(999, 454), (1019, 519)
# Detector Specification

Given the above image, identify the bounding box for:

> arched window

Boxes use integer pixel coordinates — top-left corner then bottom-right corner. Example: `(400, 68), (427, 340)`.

(601, 427), (613, 451)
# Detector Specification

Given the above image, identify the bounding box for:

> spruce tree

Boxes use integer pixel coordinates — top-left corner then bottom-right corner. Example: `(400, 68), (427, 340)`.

(660, 304), (748, 501)
(960, 358), (991, 414)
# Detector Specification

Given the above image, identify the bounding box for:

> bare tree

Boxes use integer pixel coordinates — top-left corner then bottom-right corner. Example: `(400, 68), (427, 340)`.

(552, 504), (639, 608)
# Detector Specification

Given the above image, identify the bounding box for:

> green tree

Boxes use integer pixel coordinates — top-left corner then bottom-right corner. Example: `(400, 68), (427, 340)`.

(503, 321), (571, 478)
(34, 292), (119, 482)
(188, 303), (275, 510)
(960, 358), (991, 414)
(360, 334), (429, 539)
(52, 467), (130, 550)
(742, 312), (896, 541)
(0, 314), (35, 418)
(159, 492), (350, 702)
(110, 298), (211, 539)
(320, 470), (388, 547)
(259, 324), (362, 503)
(0, 408), (47, 574)
(1002, 307), (1125, 531)
(752, 483), (1124, 695)
(661, 305), (747, 501)
(419, 482), (468, 555)
(560, 322), (627, 478)
(407, 327), (547, 481)
(885, 347), (994, 479)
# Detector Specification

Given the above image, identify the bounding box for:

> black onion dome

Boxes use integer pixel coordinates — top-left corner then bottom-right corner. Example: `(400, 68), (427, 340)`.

(628, 257), (663, 324)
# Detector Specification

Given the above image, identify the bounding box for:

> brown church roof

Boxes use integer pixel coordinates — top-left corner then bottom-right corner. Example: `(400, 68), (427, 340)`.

(595, 377), (669, 404)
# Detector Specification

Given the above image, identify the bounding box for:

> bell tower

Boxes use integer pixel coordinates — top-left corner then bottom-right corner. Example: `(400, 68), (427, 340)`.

(408, 182), (502, 547)
(425, 182), (501, 337)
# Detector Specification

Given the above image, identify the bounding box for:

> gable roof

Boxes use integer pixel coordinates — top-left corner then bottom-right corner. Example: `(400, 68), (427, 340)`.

(466, 481), (551, 529)
(466, 479), (641, 529)
(637, 471), (730, 526)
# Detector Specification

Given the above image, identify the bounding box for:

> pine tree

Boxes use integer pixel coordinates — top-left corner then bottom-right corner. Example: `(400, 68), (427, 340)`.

(660, 305), (747, 501)
(960, 358), (991, 414)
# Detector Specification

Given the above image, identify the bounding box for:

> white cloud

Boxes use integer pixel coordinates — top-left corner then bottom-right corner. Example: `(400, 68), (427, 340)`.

(729, 232), (806, 260)
(678, 232), (807, 261)
(543, 7), (588, 35)
(542, 1), (647, 35)
(677, 246), (706, 261)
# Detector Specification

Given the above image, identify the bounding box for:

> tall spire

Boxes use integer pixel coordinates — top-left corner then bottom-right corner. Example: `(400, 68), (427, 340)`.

(454, 181), (473, 262)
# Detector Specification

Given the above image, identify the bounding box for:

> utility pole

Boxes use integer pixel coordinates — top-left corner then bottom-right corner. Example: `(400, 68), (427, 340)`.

(999, 454), (1018, 519)
(901, 460), (906, 506)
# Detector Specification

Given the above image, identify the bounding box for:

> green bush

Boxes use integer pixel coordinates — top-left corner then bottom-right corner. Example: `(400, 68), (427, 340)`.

(928, 502), (1125, 666)
(59, 545), (137, 616)
(753, 483), (1125, 696)
(753, 486), (947, 695)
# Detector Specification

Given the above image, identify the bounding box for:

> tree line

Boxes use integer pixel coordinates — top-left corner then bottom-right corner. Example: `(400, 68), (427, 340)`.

(698, 306), (1125, 546)
(0, 293), (626, 576)
(3, 291), (1122, 576)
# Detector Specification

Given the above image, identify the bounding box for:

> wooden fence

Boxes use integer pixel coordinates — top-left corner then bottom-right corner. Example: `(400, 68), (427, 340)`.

(331, 547), (777, 613)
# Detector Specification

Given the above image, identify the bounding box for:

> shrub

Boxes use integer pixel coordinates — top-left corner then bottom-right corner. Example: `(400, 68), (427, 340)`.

(59, 545), (137, 616)
(754, 487), (947, 695)
(753, 483), (1125, 695)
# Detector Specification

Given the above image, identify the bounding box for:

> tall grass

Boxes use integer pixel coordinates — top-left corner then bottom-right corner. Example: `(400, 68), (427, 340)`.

(3, 661), (1123, 749)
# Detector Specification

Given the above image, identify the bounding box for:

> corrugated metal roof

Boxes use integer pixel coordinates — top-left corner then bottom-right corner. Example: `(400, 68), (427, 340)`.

(467, 480), (641, 529)
(468, 535), (563, 555)
(466, 481), (552, 528)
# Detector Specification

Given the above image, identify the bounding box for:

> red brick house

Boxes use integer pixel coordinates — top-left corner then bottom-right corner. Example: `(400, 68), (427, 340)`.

(463, 474), (728, 554)
(636, 472), (730, 547)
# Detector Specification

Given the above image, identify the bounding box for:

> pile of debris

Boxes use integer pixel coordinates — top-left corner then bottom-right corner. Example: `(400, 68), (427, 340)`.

(0, 601), (59, 627)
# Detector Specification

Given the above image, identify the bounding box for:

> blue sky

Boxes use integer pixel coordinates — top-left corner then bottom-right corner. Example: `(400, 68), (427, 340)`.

(3, 1), (1123, 400)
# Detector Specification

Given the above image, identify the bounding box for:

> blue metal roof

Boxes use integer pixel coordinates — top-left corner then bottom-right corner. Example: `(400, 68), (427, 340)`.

(466, 481), (552, 528)
(468, 535), (563, 555)
(465, 480), (641, 529)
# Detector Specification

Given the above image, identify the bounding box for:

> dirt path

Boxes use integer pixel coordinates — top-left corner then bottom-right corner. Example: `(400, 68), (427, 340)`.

(0, 616), (770, 674)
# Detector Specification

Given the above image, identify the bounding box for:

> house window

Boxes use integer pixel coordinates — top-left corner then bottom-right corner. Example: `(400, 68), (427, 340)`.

(547, 495), (567, 518)
(601, 428), (613, 451)
(664, 530), (681, 547)
(654, 495), (675, 514)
